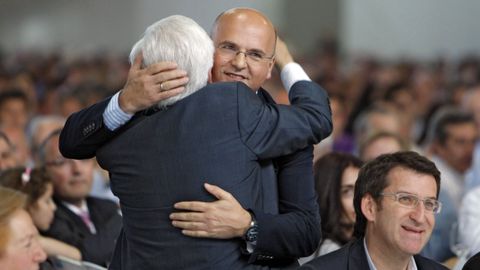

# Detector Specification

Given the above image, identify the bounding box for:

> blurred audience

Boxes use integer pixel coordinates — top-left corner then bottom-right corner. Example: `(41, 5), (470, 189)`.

(0, 167), (81, 263)
(359, 131), (410, 162)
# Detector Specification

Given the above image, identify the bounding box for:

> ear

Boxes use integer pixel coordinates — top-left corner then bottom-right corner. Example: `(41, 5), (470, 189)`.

(361, 194), (377, 222)
(208, 68), (213, 83)
(265, 57), (275, 80)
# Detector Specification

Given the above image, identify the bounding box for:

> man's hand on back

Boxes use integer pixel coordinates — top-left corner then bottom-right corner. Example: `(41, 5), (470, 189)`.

(170, 183), (252, 239)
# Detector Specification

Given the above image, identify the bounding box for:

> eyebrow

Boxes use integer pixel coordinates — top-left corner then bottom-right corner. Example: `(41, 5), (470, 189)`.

(218, 40), (268, 55)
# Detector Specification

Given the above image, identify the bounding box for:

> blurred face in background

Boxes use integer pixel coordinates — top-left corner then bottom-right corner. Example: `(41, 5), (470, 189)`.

(0, 98), (29, 130)
(44, 135), (94, 206)
(0, 138), (17, 171)
(0, 209), (47, 270)
(340, 166), (360, 231)
(28, 183), (57, 231)
(436, 122), (477, 173)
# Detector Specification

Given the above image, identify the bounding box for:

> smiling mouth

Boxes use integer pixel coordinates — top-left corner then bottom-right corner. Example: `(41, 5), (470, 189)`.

(225, 72), (247, 80)
(402, 225), (424, 234)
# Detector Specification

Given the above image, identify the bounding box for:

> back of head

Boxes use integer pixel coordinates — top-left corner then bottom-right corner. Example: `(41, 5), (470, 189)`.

(0, 187), (26, 255)
(130, 15), (214, 107)
(353, 151), (440, 238)
(0, 167), (51, 208)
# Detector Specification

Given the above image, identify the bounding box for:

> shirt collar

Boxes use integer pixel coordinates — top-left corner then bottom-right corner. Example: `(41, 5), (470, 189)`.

(363, 238), (417, 270)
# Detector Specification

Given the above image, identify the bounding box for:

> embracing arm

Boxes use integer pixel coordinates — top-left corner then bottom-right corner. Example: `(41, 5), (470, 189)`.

(60, 54), (188, 159)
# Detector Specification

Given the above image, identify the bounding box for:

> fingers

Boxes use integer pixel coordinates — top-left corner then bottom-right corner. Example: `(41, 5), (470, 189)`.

(173, 201), (209, 212)
(156, 76), (189, 92)
(204, 183), (233, 201)
(181, 230), (211, 238)
(171, 220), (206, 230)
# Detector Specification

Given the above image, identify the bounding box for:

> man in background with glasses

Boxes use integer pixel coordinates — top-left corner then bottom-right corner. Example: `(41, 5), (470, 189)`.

(301, 151), (448, 270)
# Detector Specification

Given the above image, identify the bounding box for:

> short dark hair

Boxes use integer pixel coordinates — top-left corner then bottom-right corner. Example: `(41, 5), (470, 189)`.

(352, 151), (440, 238)
(0, 89), (29, 109)
(434, 110), (475, 145)
(314, 152), (363, 245)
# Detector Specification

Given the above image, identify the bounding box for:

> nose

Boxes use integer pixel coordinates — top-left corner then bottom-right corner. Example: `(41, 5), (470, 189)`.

(409, 201), (426, 223)
(231, 52), (247, 70)
(32, 239), (47, 263)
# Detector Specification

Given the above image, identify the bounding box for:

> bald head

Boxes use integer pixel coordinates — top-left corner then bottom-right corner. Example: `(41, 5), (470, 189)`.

(210, 8), (277, 91)
(212, 8), (277, 51)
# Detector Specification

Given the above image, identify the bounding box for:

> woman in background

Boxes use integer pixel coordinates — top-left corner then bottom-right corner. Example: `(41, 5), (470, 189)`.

(0, 186), (47, 269)
(299, 152), (363, 264)
(0, 167), (81, 261)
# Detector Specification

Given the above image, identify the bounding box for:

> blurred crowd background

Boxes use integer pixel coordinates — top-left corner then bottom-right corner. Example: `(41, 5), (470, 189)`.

(1, 0), (480, 268)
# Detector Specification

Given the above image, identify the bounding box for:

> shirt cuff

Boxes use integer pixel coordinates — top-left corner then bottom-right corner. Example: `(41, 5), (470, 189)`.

(280, 62), (311, 94)
(103, 91), (133, 131)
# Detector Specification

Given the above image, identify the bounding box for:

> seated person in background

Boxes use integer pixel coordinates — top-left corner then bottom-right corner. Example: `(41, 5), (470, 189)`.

(359, 131), (410, 162)
(299, 152), (363, 264)
(301, 151), (448, 270)
(0, 167), (81, 262)
(0, 186), (47, 270)
(39, 130), (122, 267)
(0, 131), (18, 171)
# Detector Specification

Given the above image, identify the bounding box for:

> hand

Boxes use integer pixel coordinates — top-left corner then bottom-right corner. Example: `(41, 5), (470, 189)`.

(275, 37), (294, 72)
(119, 53), (189, 114)
(170, 183), (252, 239)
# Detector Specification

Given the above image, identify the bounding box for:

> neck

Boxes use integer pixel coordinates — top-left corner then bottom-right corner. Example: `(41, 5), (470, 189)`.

(59, 197), (85, 208)
(365, 233), (412, 270)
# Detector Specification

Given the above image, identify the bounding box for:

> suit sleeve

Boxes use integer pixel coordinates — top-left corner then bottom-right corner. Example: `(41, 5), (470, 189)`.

(249, 146), (321, 262)
(59, 97), (118, 159)
(238, 80), (332, 159)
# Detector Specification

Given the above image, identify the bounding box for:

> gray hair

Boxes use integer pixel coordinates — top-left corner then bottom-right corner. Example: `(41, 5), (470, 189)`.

(129, 15), (214, 107)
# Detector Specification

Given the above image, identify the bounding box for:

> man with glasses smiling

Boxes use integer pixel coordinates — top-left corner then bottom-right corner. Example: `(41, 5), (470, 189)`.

(301, 151), (448, 270)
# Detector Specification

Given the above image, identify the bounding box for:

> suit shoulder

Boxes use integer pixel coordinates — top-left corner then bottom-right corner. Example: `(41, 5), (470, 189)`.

(414, 255), (449, 269)
(301, 245), (348, 269)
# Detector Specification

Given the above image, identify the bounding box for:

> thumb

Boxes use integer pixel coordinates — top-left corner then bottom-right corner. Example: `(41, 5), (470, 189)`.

(204, 183), (232, 201)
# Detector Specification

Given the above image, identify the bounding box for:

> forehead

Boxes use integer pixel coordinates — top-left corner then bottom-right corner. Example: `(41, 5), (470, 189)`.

(8, 210), (37, 242)
(213, 12), (275, 53)
(446, 122), (477, 137)
(385, 166), (437, 197)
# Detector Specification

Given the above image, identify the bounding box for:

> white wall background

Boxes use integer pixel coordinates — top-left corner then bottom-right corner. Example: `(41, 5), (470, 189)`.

(341, 0), (480, 60)
(2, 1), (480, 60)
(0, 0), (286, 56)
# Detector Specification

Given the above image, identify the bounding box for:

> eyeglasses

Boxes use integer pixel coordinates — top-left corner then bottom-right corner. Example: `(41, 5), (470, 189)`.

(217, 42), (274, 63)
(379, 192), (442, 214)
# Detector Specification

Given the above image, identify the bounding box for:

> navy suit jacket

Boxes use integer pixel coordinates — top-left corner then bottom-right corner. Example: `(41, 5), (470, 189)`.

(300, 238), (449, 270)
(43, 197), (122, 267)
(60, 81), (331, 269)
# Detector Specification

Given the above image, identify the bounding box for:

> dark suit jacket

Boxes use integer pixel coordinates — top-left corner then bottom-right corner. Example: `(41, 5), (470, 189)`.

(60, 81), (331, 269)
(248, 90), (320, 267)
(300, 238), (449, 270)
(43, 196), (122, 267)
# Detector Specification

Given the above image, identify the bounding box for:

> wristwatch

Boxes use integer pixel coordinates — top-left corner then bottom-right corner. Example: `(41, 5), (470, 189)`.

(244, 212), (258, 243)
